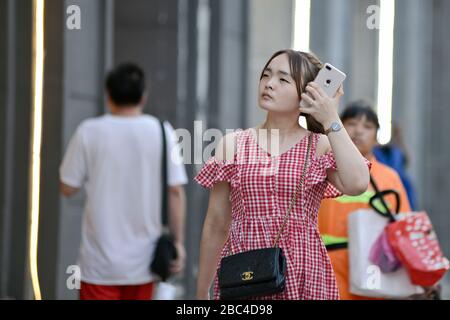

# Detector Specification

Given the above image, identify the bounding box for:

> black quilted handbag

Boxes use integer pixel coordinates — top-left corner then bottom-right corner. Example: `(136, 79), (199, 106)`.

(151, 233), (177, 282)
(218, 247), (287, 300)
(218, 133), (312, 300)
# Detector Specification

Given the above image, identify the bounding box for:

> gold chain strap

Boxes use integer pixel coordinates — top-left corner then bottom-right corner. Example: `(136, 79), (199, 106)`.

(272, 133), (312, 247)
(225, 132), (313, 256)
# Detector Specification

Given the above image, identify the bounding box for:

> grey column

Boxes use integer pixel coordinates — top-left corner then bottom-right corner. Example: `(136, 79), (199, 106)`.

(183, 0), (250, 299)
(424, 0), (450, 259)
(209, 0), (248, 131)
(311, 0), (379, 111)
(38, 0), (113, 299)
(114, 0), (179, 124)
(178, 0), (201, 299)
(0, 0), (11, 299)
(0, 0), (33, 300)
(245, 0), (294, 128)
(392, 0), (432, 211)
(394, 0), (450, 295)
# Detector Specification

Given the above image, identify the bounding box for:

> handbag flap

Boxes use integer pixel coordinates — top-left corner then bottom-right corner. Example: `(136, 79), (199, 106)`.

(218, 248), (285, 288)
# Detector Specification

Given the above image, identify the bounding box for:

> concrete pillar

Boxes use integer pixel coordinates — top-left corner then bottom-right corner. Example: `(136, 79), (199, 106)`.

(177, 0), (200, 299)
(393, 0), (450, 294)
(38, 0), (113, 299)
(392, 0), (433, 211)
(114, 0), (179, 124)
(245, 0), (294, 128)
(183, 0), (250, 299)
(424, 0), (450, 258)
(311, 0), (379, 111)
(210, 0), (248, 131)
(0, 0), (33, 299)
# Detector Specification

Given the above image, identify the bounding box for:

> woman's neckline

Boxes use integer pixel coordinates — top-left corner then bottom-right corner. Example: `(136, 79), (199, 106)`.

(249, 127), (311, 158)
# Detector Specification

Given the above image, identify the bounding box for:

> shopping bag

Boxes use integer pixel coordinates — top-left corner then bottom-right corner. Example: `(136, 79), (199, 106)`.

(386, 211), (449, 287)
(348, 209), (424, 298)
(369, 228), (402, 273)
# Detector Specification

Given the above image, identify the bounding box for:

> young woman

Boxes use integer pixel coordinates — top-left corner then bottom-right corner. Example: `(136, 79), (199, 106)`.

(195, 49), (370, 300)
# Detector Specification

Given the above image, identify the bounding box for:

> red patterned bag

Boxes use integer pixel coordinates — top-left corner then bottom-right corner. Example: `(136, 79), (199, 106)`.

(386, 211), (449, 286)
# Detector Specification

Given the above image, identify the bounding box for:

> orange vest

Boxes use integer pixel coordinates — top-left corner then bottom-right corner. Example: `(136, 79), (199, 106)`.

(318, 157), (411, 300)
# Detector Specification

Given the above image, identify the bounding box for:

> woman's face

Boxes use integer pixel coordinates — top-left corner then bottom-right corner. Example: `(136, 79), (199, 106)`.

(343, 115), (378, 157)
(258, 54), (300, 114)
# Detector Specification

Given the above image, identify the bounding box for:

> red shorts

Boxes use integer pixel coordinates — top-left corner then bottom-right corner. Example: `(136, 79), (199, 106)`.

(80, 281), (155, 300)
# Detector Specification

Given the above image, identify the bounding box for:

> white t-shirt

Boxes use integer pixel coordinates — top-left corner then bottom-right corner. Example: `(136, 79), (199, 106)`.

(60, 114), (188, 285)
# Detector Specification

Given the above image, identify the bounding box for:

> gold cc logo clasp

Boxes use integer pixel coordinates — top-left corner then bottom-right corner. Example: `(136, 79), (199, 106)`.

(241, 271), (254, 281)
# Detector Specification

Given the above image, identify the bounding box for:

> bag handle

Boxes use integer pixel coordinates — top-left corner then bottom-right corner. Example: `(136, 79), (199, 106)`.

(159, 120), (169, 227)
(369, 176), (400, 223)
(272, 133), (312, 247)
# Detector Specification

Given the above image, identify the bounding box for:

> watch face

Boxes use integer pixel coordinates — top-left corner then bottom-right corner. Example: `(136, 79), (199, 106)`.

(331, 122), (341, 131)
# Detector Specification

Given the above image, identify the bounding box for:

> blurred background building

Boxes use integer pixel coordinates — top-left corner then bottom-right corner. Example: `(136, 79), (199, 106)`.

(1, 0), (450, 299)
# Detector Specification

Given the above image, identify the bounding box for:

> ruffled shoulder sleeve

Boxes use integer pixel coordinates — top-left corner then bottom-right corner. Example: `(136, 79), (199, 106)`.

(194, 157), (239, 189)
(306, 151), (372, 199)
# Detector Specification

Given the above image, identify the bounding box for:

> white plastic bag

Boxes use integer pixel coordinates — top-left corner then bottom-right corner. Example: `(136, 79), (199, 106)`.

(348, 209), (423, 298)
(153, 282), (179, 300)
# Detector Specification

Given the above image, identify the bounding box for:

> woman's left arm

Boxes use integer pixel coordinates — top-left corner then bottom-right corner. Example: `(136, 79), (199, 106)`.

(299, 82), (370, 196)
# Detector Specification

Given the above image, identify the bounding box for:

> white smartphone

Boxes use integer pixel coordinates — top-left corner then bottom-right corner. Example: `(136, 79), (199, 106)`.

(299, 63), (347, 108)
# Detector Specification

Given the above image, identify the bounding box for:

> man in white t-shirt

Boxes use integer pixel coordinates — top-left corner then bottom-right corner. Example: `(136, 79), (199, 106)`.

(59, 63), (188, 300)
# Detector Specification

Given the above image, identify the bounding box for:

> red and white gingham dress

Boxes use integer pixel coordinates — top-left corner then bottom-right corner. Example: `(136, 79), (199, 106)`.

(195, 129), (369, 300)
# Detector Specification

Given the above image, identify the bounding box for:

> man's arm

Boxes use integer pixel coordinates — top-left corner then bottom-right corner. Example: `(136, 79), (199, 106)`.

(168, 184), (187, 274)
(168, 185), (186, 243)
(59, 124), (87, 196)
(60, 182), (80, 198)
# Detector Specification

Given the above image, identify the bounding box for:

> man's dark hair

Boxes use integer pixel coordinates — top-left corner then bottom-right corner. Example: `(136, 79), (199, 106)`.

(106, 63), (145, 106)
(341, 100), (380, 130)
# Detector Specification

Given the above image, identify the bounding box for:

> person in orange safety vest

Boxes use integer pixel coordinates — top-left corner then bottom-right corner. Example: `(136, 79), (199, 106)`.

(318, 101), (411, 300)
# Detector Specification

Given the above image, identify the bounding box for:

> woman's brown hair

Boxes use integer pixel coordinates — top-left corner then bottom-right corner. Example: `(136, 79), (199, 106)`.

(260, 49), (325, 134)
